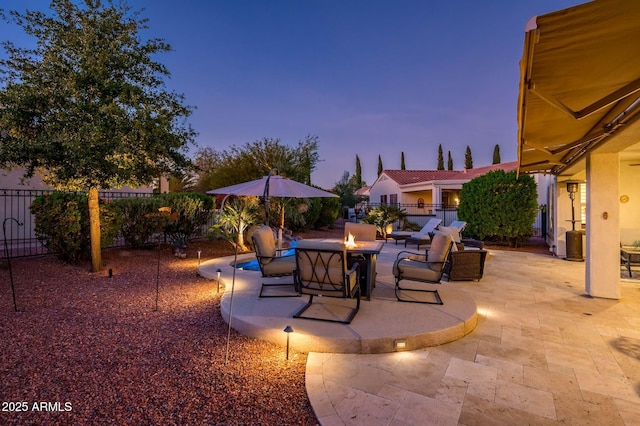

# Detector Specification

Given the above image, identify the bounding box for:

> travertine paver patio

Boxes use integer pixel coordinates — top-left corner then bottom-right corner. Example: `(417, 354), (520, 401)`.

(307, 249), (640, 425)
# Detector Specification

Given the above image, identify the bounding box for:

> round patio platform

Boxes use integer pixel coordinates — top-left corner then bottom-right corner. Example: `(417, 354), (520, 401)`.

(198, 248), (478, 354)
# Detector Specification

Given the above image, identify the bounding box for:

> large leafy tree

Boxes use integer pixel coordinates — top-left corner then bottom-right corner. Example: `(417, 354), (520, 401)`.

(0, 0), (194, 272)
(333, 171), (356, 208)
(457, 170), (538, 246)
(201, 136), (319, 190)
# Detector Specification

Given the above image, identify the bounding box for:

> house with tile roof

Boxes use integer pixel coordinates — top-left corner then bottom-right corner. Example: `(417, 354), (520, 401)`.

(369, 161), (520, 208)
(365, 161), (543, 229)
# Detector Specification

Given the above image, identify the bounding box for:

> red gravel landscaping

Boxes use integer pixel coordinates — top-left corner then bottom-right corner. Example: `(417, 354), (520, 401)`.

(0, 242), (318, 425)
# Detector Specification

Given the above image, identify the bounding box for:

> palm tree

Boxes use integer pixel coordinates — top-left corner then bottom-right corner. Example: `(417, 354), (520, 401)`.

(216, 197), (262, 252)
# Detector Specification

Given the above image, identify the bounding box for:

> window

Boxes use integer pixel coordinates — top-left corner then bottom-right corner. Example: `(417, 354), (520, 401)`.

(380, 195), (387, 204)
(390, 194), (398, 205)
(417, 198), (424, 209)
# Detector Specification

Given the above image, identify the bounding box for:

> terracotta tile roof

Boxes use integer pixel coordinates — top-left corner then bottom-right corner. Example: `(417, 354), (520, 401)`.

(382, 161), (518, 185)
(354, 186), (370, 196)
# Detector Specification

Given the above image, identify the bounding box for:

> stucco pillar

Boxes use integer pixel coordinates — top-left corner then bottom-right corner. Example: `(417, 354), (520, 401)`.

(432, 187), (442, 205)
(585, 152), (620, 299)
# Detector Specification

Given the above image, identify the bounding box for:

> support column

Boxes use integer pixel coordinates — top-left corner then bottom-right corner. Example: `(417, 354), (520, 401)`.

(586, 152), (620, 299)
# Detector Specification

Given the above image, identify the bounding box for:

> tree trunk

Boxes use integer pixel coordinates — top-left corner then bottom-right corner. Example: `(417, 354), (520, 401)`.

(88, 187), (102, 272)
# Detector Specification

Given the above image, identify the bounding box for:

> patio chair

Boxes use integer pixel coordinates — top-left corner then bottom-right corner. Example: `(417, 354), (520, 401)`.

(444, 249), (488, 281)
(251, 225), (297, 298)
(293, 240), (360, 324)
(344, 222), (377, 241)
(388, 218), (442, 245)
(344, 222), (377, 292)
(392, 231), (453, 304)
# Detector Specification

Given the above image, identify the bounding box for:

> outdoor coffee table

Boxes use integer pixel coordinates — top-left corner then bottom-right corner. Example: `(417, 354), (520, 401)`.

(621, 246), (640, 277)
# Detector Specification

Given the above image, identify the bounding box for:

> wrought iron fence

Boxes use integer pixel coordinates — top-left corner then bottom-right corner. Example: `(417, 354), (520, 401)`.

(2, 188), (547, 259)
(346, 203), (460, 229)
(1, 189), (155, 259)
(347, 202), (547, 237)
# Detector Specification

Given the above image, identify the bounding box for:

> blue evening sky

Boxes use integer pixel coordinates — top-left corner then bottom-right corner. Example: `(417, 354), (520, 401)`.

(1, 1), (585, 189)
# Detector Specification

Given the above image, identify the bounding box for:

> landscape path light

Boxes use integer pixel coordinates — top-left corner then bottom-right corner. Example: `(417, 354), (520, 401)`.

(283, 325), (294, 360)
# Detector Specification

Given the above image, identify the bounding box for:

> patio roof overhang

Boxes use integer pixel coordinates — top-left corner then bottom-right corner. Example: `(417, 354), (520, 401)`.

(517, 0), (640, 176)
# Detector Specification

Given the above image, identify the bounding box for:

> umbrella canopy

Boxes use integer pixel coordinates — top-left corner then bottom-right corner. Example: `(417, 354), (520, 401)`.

(206, 175), (338, 199)
(207, 173), (338, 243)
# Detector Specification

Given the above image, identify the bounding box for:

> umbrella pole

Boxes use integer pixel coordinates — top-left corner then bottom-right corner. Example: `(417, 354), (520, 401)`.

(224, 216), (241, 365)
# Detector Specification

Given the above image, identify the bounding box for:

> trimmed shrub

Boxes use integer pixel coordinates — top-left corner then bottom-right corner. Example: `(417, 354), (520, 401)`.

(30, 191), (121, 262)
(314, 197), (342, 229)
(112, 197), (167, 248)
(457, 170), (538, 246)
(158, 192), (214, 246)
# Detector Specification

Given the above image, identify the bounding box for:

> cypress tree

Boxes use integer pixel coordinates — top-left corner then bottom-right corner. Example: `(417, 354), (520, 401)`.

(492, 144), (501, 164)
(465, 146), (473, 169)
(437, 144), (444, 170)
(378, 155), (383, 176)
(355, 155), (362, 187)
(401, 152), (406, 170)
(447, 151), (453, 170)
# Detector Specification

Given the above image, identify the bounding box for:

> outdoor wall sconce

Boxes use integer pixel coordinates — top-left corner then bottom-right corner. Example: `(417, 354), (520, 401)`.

(283, 325), (294, 360)
(216, 268), (222, 293)
(394, 340), (406, 351)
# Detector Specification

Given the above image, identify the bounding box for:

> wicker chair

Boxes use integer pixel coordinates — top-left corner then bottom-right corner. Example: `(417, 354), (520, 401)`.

(444, 249), (488, 281)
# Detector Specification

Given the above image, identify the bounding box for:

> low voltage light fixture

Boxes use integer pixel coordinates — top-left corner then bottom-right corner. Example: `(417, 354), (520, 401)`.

(394, 340), (406, 351)
(284, 325), (294, 360)
(216, 268), (222, 293)
(197, 248), (202, 265)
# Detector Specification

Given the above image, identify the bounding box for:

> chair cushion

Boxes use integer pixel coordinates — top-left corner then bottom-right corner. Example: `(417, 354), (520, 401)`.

(436, 226), (461, 243)
(419, 218), (442, 234)
(395, 260), (443, 282)
(261, 255), (296, 275)
(427, 233), (453, 263)
(253, 226), (276, 259)
(344, 222), (377, 241)
(296, 240), (345, 252)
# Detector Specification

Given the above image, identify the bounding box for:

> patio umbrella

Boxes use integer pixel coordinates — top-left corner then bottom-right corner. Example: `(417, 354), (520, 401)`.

(206, 169), (337, 364)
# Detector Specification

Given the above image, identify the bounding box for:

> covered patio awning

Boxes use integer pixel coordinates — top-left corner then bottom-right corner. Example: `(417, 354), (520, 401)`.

(517, 0), (640, 175)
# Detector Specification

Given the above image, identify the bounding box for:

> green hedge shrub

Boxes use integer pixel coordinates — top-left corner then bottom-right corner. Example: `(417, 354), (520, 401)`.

(30, 192), (121, 262)
(157, 192), (214, 246)
(457, 170), (538, 246)
(111, 197), (168, 248)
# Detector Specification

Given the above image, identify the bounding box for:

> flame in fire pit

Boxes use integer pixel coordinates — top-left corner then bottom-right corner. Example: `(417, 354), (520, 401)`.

(344, 232), (357, 249)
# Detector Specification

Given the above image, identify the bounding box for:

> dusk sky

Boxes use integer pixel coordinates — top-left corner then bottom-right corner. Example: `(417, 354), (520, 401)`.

(1, 0), (585, 189)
